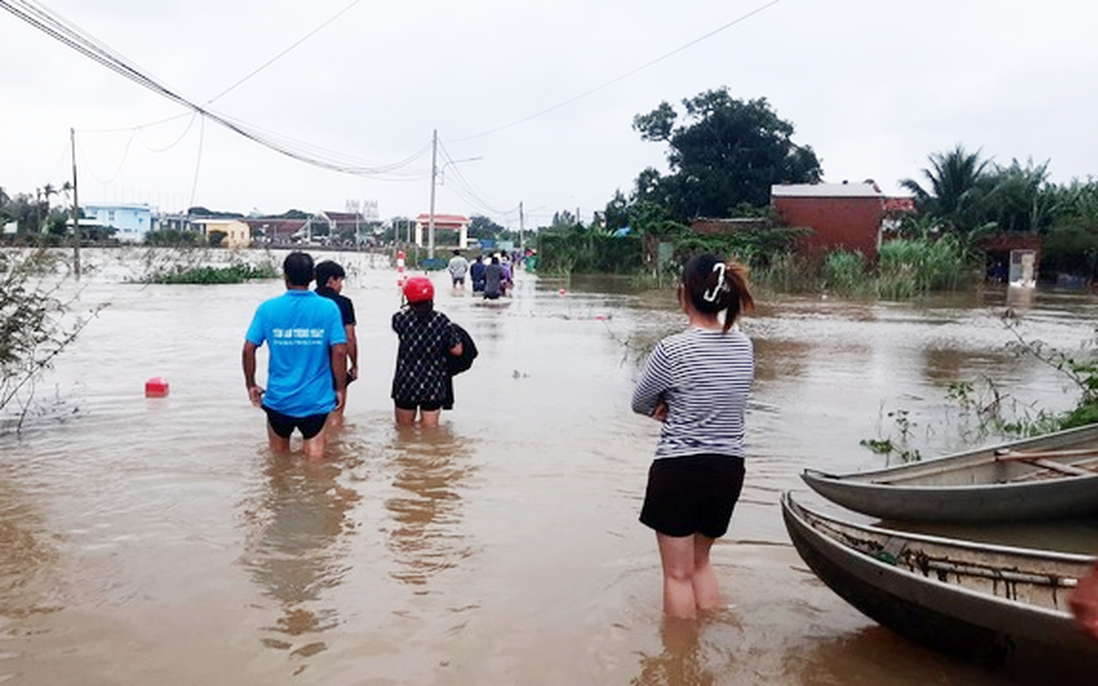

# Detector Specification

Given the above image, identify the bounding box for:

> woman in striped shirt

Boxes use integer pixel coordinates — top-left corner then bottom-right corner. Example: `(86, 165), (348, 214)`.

(632, 253), (755, 620)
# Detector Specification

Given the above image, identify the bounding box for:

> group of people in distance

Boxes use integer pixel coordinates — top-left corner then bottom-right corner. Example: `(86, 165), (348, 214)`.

(448, 249), (513, 299)
(239, 249), (1098, 636)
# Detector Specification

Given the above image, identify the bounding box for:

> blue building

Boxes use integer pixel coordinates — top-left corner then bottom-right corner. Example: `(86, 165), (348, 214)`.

(83, 202), (155, 242)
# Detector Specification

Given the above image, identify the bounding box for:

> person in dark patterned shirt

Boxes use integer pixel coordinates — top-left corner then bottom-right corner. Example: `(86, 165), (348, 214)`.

(390, 276), (463, 427)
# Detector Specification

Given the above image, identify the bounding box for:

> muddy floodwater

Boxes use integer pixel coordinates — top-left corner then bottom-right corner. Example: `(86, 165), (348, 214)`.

(3, 248), (1098, 685)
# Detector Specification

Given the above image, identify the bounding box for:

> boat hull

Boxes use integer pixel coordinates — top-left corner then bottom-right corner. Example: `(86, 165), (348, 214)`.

(802, 423), (1098, 522)
(781, 492), (1098, 663)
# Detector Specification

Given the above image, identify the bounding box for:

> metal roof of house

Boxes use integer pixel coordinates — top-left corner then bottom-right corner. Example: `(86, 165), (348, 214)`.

(771, 182), (883, 198)
(83, 201), (154, 211)
(323, 211), (364, 221)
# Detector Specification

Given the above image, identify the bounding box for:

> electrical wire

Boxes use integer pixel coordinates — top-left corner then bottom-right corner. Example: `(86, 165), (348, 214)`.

(189, 116), (206, 209)
(134, 112), (200, 154)
(0, 0), (430, 180)
(436, 139), (517, 217)
(74, 129), (135, 185)
(451, 0), (782, 143)
(202, 0), (361, 106)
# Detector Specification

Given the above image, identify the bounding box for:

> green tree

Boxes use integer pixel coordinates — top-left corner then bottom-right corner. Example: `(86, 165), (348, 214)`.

(900, 145), (996, 237)
(603, 190), (631, 231)
(632, 88), (822, 220)
(548, 210), (579, 231)
(469, 214), (506, 241)
(1042, 180), (1098, 278)
(983, 158), (1059, 235)
(0, 193), (37, 235)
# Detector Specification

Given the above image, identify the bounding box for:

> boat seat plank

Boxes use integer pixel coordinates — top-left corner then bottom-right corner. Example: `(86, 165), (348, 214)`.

(1023, 458), (1096, 477)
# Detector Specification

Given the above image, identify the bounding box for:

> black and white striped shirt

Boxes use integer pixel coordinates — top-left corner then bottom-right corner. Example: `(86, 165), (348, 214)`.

(632, 326), (754, 460)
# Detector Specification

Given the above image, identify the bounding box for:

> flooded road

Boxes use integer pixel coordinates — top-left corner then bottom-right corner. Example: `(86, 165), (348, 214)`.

(2, 248), (1098, 684)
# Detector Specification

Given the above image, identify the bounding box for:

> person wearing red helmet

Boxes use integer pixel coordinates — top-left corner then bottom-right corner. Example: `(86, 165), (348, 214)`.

(390, 275), (463, 427)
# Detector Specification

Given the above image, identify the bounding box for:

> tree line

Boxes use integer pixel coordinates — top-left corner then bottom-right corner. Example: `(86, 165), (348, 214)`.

(533, 87), (1098, 287)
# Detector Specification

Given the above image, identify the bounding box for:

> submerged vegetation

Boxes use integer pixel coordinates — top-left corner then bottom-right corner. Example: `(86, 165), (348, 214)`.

(135, 247), (279, 284)
(144, 261), (279, 284)
(862, 313), (1098, 462)
(0, 247), (105, 429)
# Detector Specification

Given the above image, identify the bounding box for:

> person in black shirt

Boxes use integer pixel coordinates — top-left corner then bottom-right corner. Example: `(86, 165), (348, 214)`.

(315, 260), (358, 425)
(483, 255), (503, 300)
(470, 254), (487, 293)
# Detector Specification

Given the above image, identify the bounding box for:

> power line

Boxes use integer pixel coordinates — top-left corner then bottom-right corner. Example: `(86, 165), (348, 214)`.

(451, 0), (782, 143)
(436, 138), (518, 218)
(203, 0), (362, 106)
(0, 0), (429, 180)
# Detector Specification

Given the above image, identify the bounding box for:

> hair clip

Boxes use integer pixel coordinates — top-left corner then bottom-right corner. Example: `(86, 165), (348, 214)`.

(702, 263), (727, 302)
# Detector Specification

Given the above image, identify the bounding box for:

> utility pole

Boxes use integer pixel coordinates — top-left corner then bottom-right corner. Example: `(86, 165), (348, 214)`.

(519, 201), (525, 252)
(70, 128), (81, 280)
(428, 129), (438, 259)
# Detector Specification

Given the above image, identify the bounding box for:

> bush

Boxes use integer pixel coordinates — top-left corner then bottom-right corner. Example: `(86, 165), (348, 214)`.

(144, 261), (278, 284)
(0, 248), (102, 428)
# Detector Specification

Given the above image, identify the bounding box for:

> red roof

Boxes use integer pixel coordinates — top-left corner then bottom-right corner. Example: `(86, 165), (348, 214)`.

(415, 213), (469, 224)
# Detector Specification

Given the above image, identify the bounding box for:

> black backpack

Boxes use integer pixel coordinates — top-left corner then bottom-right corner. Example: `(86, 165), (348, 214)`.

(447, 323), (478, 375)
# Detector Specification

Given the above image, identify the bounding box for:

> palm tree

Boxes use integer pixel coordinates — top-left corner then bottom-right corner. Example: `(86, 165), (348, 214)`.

(984, 158), (1058, 234)
(901, 145), (995, 237)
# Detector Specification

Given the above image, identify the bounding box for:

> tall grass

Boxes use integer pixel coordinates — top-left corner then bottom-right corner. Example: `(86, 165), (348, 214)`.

(753, 252), (823, 293)
(752, 237), (974, 299)
(877, 235), (970, 297)
(823, 250), (870, 296)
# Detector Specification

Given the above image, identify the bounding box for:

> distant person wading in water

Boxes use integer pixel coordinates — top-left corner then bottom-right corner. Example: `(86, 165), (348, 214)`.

(483, 255), (503, 300)
(470, 254), (486, 293)
(631, 253), (755, 620)
(448, 249), (470, 289)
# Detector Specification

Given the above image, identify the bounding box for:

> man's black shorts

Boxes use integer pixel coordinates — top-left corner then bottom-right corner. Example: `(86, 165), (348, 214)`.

(263, 407), (329, 439)
(640, 454), (745, 538)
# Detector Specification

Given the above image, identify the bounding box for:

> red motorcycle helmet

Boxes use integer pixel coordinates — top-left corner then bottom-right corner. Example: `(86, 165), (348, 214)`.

(403, 275), (434, 304)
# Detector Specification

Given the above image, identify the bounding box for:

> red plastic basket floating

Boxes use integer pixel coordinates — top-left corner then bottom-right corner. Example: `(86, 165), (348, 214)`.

(144, 377), (170, 398)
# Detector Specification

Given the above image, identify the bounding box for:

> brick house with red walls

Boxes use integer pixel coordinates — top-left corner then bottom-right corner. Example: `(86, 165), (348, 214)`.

(771, 181), (914, 261)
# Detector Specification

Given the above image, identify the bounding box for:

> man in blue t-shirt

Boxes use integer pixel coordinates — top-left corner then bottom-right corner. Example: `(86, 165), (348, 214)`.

(242, 252), (347, 460)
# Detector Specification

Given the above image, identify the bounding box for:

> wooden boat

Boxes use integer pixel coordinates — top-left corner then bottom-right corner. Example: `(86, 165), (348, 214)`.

(781, 491), (1098, 664)
(801, 423), (1098, 522)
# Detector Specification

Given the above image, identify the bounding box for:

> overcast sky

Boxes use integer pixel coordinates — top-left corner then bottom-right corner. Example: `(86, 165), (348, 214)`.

(2, 0), (1096, 229)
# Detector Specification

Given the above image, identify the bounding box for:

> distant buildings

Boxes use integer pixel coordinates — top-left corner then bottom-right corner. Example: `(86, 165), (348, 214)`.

(191, 218), (250, 248)
(412, 213), (472, 249)
(82, 202), (155, 243)
(769, 181), (915, 260)
(80, 205), (374, 247)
